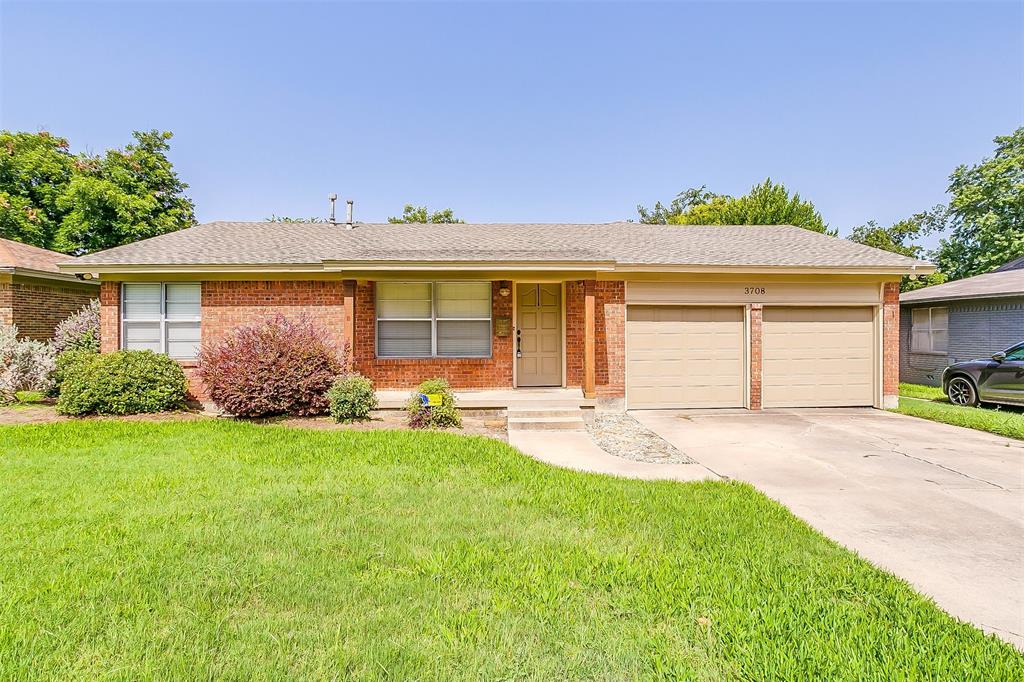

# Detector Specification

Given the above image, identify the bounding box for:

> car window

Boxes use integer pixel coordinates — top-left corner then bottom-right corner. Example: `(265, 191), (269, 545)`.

(1004, 345), (1024, 361)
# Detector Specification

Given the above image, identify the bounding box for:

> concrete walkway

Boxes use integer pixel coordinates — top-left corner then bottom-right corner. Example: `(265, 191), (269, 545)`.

(509, 408), (1024, 648)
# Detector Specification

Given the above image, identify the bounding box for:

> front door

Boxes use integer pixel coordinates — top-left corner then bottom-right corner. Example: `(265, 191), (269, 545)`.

(516, 283), (562, 386)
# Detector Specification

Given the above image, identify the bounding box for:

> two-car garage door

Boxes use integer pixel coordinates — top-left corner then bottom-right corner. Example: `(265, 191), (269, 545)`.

(626, 305), (876, 409)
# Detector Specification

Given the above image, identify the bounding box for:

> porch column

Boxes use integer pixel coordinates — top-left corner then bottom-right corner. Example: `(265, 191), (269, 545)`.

(342, 279), (356, 365)
(748, 303), (763, 410)
(583, 280), (596, 398)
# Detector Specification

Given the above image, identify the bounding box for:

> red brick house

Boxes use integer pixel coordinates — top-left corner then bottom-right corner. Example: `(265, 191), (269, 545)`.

(1, 237), (98, 340)
(59, 221), (930, 410)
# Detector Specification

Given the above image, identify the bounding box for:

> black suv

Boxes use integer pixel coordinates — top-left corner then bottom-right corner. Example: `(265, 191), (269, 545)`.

(942, 342), (1024, 407)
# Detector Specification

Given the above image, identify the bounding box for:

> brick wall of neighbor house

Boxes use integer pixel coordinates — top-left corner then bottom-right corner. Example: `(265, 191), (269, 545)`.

(882, 281), (900, 404)
(900, 296), (1024, 386)
(564, 280), (625, 397)
(5, 280), (96, 341)
(353, 280), (514, 389)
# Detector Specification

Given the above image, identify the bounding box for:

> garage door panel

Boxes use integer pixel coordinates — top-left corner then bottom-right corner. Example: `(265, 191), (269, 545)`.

(627, 305), (744, 409)
(763, 307), (875, 408)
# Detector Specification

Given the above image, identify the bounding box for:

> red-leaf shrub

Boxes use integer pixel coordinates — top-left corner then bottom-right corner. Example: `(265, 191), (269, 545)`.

(197, 314), (349, 417)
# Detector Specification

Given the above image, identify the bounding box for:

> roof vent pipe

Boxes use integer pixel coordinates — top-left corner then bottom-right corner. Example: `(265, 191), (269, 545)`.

(345, 200), (354, 229)
(328, 193), (338, 224)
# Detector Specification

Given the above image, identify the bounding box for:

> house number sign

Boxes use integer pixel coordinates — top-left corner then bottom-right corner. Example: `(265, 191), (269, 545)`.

(744, 287), (766, 295)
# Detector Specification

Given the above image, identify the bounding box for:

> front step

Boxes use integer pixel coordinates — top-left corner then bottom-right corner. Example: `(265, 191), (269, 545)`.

(507, 406), (586, 431)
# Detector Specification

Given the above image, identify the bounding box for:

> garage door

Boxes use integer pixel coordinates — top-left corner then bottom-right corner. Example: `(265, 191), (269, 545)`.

(762, 307), (875, 408)
(626, 306), (745, 409)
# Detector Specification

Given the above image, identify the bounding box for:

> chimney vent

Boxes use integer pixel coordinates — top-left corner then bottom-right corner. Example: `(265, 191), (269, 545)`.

(328, 193), (338, 224)
(345, 199), (354, 229)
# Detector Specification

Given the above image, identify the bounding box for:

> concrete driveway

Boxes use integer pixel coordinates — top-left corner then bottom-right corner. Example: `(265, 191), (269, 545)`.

(631, 408), (1024, 648)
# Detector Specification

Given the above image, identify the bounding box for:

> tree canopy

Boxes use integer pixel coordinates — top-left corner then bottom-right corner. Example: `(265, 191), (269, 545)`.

(932, 127), (1023, 280)
(0, 130), (195, 254)
(387, 205), (463, 224)
(638, 179), (832, 234)
(848, 216), (947, 291)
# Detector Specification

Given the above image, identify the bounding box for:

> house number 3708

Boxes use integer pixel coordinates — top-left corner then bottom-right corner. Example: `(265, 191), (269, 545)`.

(744, 287), (766, 295)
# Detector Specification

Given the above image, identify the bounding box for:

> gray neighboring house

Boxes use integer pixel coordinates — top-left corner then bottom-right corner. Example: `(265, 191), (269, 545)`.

(900, 257), (1024, 386)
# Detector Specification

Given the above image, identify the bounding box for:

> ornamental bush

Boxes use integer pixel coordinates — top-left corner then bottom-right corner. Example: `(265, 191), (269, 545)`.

(55, 350), (188, 416)
(0, 325), (57, 404)
(327, 374), (378, 423)
(197, 314), (347, 418)
(405, 377), (461, 429)
(52, 299), (100, 354)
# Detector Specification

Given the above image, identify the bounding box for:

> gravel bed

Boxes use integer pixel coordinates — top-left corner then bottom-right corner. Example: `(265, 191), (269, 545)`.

(585, 413), (693, 464)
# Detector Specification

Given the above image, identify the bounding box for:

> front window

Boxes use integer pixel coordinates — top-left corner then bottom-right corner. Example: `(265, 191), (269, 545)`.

(122, 283), (201, 359)
(1004, 343), (1024, 361)
(376, 281), (491, 358)
(910, 306), (948, 353)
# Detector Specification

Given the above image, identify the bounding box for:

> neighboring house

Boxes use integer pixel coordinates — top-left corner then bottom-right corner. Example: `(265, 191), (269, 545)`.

(0, 237), (98, 340)
(899, 257), (1024, 386)
(59, 221), (930, 410)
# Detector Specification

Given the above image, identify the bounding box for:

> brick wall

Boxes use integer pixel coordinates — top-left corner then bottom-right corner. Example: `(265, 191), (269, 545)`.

(352, 280), (513, 388)
(900, 296), (1024, 386)
(99, 281), (121, 353)
(3, 279), (96, 341)
(564, 280), (625, 398)
(882, 281), (900, 406)
(749, 304), (763, 410)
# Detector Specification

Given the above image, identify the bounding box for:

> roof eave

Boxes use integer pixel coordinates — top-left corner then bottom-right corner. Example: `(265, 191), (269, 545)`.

(613, 263), (932, 275)
(900, 290), (1024, 305)
(321, 259), (616, 272)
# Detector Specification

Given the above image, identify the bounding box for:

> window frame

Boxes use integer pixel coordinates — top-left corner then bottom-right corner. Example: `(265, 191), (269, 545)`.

(121, 282), (202, 359)
(910, 306), (948, 354)
(375, 281), (492, 359)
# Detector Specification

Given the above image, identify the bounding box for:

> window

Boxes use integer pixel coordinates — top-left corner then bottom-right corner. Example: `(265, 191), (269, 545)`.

(376, 282), (491, 358)
(910, 306), (948, 353)
(122, 283), (201, 359)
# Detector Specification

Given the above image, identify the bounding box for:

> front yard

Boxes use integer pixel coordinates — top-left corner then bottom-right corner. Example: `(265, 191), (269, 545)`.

(896, 382), (1024, 440)
(0, 421), (1020, 679)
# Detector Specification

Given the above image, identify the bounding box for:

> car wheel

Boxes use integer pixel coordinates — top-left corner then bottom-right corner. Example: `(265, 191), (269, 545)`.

(947, 376), (978, 407)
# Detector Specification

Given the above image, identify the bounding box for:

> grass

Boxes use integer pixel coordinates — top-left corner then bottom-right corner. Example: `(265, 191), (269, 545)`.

(7, 390), (49, 410)
(896, 383), (1024, 440)
(0, 421), (1020, 679)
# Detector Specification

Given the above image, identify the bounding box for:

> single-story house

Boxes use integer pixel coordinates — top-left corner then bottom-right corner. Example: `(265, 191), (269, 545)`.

(59, 220), (930, 410)
(899, 256), (1024, 386)
(1, 237), (98, 340)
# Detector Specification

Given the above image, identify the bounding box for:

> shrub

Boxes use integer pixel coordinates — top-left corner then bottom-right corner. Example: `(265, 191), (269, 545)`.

(52, 299), (100, 354)
(51, 348), (96, 396)
(197, 314), (347, 418)
(405, 377), (461, 429)
(0, 325), (56, 404)
(327, 374), (378, 423)
(55, 350), (188, 416)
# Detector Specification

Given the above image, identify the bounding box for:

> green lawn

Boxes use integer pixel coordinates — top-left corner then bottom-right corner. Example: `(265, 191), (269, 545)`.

(896, 383), (1024, 440)
(0, 421), (1019, 679)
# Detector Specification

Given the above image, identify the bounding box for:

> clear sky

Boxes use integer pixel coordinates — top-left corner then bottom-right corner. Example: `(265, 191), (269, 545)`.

(2, 1), (1021, 243)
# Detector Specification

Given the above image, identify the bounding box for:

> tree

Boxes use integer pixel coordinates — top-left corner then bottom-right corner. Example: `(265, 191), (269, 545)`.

(848, 216), (946, 291)
(0, 131), (74, 248)
(388, 204), (463, 224)
(638, 179), (832, 234)
(0, 129), (195, 254)
(932, 127), (1024, 279)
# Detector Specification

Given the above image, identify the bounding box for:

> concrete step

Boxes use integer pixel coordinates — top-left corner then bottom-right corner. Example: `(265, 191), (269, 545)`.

(506, 408), (585, 419)
(508, 416), (586, 431)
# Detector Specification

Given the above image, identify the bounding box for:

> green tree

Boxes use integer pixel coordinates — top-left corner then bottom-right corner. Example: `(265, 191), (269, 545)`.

(54, 131), (195, 253)
(0, 129), (194, 254)
(848, 216), (946, 291)
(388, 204), (463, 224)
(0, 131), (75, 248)
(933, 127), (1024, 279)
(639, 179), (832, 234)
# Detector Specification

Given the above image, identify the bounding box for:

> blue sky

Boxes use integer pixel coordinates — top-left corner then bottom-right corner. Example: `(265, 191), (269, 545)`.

(2, 1), (1021, 244)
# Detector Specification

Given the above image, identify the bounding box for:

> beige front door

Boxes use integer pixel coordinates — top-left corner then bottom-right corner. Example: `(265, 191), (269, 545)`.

(762, 306), (875, 408)
(516, 283), (562, 386)
(626, 305), (745, 409)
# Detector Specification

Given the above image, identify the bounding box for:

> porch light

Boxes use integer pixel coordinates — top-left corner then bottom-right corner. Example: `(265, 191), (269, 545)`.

(499, 283), (511, 297)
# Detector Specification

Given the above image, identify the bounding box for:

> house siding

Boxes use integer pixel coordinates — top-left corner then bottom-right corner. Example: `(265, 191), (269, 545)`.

(1, 278), (96, 341)
(900, 296), (1024, 386)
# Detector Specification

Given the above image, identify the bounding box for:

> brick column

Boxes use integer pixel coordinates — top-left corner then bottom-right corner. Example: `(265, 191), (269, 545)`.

(749, 304), (763, 410)
(99, 281), (120, 353)
(342, 279), (356, 367)
(583, 280), (596, 398)
(882, 281), (900, 409)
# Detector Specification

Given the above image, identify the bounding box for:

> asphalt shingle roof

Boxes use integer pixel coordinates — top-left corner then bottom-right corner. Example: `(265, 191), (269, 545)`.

(900, 268), (1024, 304)
(63, 221), (929, 271)
(0, 237), (74, 274)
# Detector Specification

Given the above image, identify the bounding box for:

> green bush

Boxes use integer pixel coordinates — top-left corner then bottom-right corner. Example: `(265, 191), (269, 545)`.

(50, 349), (97, 397)
(56, 350), (189, 416)
(327, 374), (378, 423)
(405, 378), (461, 429)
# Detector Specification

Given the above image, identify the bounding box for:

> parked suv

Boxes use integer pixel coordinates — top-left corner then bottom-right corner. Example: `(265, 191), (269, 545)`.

(942, 342), (1024, 407)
